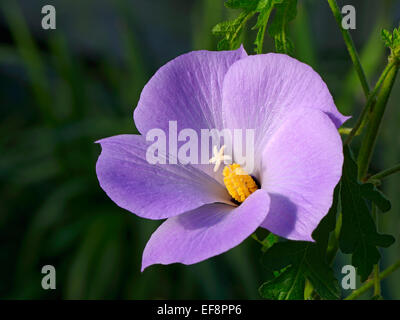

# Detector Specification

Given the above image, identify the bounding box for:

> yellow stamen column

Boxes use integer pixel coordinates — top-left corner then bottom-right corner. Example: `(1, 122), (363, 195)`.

(223, 164), (258, 203)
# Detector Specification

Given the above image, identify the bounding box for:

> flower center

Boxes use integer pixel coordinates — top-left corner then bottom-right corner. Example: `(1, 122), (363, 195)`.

(223, 164), (258, 203)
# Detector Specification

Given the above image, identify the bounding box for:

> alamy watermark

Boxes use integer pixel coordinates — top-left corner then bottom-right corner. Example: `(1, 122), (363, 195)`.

(341, 265), (356, 290)
(341, 5), (356, 30)
(41, 265), (56, 290)
(145, 121), (256, 174)
(41, 5), (56, 30)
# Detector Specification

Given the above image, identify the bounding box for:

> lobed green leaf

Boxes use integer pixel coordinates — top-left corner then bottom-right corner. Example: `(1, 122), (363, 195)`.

(260, 192), (341, 301)
(339, 146), (395, 282)
(381, 25), (400, 58)
(267, 0), (297, 55)
(360, 183), (391, 213)
(259, 265), (305, 300)
(213, 0), (297, 54)
(260, 240), (340, 300)
(212, 10), (255, 50)
(381, 29), (393, 48)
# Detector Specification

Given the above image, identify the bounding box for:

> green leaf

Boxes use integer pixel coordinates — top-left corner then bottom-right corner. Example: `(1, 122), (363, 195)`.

(303, 247), (340, 300)
(339, 146), (395, 282)
(360, 183), (391, 213)
(259, 265), (305, 300)
(381, 29), (393, 48)
(252, 0), (283, 54)
(212, 10), (255, 50)
(260, 191), (341, 300)
(394, 28), (400, 46)
(225, 0), (259, 9)
(260, 240), (340, 300)
(267, 0), (297, 55)
(381, 26), (400, 58)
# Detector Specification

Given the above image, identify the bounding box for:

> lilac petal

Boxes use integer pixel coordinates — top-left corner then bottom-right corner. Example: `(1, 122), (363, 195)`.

(134, 47), (247, 135)
(96, 134), (231, 220)
(141, 189), (270, 270)
(259, 108), (343, 241)
(222, 53), (349, 161)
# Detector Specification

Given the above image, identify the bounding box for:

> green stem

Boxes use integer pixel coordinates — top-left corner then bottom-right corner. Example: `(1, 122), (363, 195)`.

(371, 205), (381, 298)
(344, 61), (396, 145)
(327, 0), (370, 97)
(373, 264), (381, 298)
(357, 65), (399, 180)
(345, 259), (400, 300)
(326, 212), (342, 265)
(369, 163), (400, 181)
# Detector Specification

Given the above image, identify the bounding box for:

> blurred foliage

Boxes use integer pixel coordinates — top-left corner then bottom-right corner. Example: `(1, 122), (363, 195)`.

(0, 0), (399, 299)
(212, 0), (298, 54)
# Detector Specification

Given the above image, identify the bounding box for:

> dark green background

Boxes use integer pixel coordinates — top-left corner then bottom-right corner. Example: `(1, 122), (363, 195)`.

(0, 0), (399, 299)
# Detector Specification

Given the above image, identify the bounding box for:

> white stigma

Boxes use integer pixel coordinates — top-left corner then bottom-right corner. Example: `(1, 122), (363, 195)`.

(209, 145), (232, 172)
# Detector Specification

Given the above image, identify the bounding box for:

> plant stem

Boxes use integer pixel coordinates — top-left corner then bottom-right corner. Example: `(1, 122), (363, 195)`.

(345, 259), (400, 300)
(369, 163), (400, 181)
(326, 212), (342, 265)
(371, 205), (381, 298)
(357, 65), (399, 180)
(373, 264), (381, 297)
(327, 0), (370, 97)
(344, 61), (396, 145)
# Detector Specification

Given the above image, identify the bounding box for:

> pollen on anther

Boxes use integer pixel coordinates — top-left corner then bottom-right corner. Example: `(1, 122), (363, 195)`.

(223, 164), (258, 203)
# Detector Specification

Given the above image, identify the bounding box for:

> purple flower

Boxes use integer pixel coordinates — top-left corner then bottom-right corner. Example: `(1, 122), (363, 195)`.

(96, 47), (347, 271)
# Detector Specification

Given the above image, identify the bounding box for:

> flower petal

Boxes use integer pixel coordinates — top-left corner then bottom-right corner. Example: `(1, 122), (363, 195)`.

(141, 189), (270, 270)
(134, 47), (247, 135)
(259, 108), (343, 241)
(96, 134), (230, 220)
(222, 53), (348, 162)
